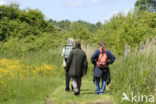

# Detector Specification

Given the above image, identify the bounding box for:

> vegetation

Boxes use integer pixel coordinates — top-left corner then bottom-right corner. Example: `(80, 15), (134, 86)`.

(0, 43), (155, 104)
(0, 49), (64, 104)
(0, 2), (155, 56)
(135, 0), (156, 12)
(110, 47), (156, 104)
(0, 0), (156, 104)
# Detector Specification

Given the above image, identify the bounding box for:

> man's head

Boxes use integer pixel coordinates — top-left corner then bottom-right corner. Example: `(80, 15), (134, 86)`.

(75, 41), (81, 48)
(100, 41), (106, 49)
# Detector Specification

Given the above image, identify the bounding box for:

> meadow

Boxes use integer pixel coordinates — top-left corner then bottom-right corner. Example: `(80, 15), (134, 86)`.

(0, 50), (64, 104)
(0, 44), (155, 104)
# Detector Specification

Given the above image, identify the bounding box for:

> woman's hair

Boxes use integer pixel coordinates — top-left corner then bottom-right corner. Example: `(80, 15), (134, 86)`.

(100, 41), (106, 48)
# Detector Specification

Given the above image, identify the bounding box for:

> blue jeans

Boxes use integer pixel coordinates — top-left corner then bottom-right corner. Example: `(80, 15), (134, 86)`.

(94, 77), (106, 94)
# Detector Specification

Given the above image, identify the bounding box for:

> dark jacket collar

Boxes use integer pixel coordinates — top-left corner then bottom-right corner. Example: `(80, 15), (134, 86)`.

(73, 46), (81, 49)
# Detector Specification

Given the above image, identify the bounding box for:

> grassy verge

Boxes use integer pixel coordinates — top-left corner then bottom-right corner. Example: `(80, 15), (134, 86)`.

(110, 49), (156, 104)
(1, 76), (63, 104)
(0, 49), (65, 104)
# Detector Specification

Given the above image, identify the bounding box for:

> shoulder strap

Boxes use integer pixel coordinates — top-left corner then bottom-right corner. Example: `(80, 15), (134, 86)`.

(65, 45), (67, 52)
(99, 48), (107, 53)
(98, 48), (102, 53)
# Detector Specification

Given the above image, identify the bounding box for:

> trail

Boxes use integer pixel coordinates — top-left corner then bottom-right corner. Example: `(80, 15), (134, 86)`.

(45, 81), (114, 104)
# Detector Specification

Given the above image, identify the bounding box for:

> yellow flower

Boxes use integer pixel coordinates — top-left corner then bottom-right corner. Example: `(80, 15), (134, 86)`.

(0, 58), (54, 80)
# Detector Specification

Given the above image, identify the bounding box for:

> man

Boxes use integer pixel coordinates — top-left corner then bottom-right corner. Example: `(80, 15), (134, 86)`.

(66, 41), (88, 95)
(62, 38), (74, 92)
(91, 42), (115, 95)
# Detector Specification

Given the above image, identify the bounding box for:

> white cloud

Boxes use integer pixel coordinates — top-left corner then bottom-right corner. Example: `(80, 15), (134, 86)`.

(100, 10), (119, 23)
(64, 0), (85, 7)
(124, 8), (131, 15)
(64, 0), (104, 8)
(91, 0), (100, 4)
(63, 0), (134, 8)
(0, 0), (25, 5)
(0, 0), (8, 5)
(100, 8), (133, 24)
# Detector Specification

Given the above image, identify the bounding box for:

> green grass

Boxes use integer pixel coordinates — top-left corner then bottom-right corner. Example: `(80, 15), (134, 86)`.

(0, 71), (65, 104)
(0, 46), (156, 104)
(0, 48), (114, 104)
(1, 76), (63, 104)
(49, 80), (113, 104)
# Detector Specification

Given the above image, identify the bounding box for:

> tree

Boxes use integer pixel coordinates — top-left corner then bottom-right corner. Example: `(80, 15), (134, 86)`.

(135, 0), (156, 12)
(96, 22), (102, 28)
(70, 22), (90, 39)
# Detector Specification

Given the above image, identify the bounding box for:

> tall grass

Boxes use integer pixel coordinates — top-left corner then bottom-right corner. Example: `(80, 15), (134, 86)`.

(110, 47), (156, 103)
(0, 49), (65, 104)
(81, 43), (98, 80)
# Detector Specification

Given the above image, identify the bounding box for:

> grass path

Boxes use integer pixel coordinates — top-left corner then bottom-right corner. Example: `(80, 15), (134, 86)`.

(45, 80), (114, 104)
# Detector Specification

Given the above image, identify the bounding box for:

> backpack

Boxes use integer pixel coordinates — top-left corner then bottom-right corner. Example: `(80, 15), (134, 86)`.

(64, 45), (73, 59)
(96, 48), (108, 68)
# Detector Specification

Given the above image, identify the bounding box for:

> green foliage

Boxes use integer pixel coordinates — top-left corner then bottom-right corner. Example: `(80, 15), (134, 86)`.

(0, 4), (156, 57)
(75, 20), (102, 32)
(135, 0), (156, 12)
(93, 11), (156, 56)
(69, 22), (90, 40)
(0, 4), (65, 54)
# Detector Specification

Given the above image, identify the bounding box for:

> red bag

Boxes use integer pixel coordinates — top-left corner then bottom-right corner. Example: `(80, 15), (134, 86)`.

(96, 48), (108, 68)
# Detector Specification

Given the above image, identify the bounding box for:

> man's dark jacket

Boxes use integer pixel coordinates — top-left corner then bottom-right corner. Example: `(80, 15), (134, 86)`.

(66, 47), (88, 77)
(91, 49), (115, 84)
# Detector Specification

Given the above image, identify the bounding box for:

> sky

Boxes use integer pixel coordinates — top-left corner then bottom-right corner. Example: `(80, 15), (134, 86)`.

(0, 0), (137, 24)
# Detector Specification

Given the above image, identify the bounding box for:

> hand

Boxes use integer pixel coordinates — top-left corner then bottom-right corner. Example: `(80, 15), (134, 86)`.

(83, 73), (87, 76)
(104, 64), (108, 68)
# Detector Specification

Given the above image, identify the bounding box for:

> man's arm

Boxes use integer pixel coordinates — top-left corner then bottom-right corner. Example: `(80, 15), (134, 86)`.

(106, 50), (115, 65)
(66, 50), (73, 72)
(83, 54), (88, 74)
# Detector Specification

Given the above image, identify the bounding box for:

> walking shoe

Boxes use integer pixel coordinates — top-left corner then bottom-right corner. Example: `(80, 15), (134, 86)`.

(65, 88), (70, 92)
(74, 91), (80, 95)
(99, 93), (104, 95)
(65, 89), (70, 92)
(95, 93), (99, 95)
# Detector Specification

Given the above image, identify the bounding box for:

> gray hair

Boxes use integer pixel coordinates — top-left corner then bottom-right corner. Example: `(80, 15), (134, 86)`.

(67, 38), (74, 45)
